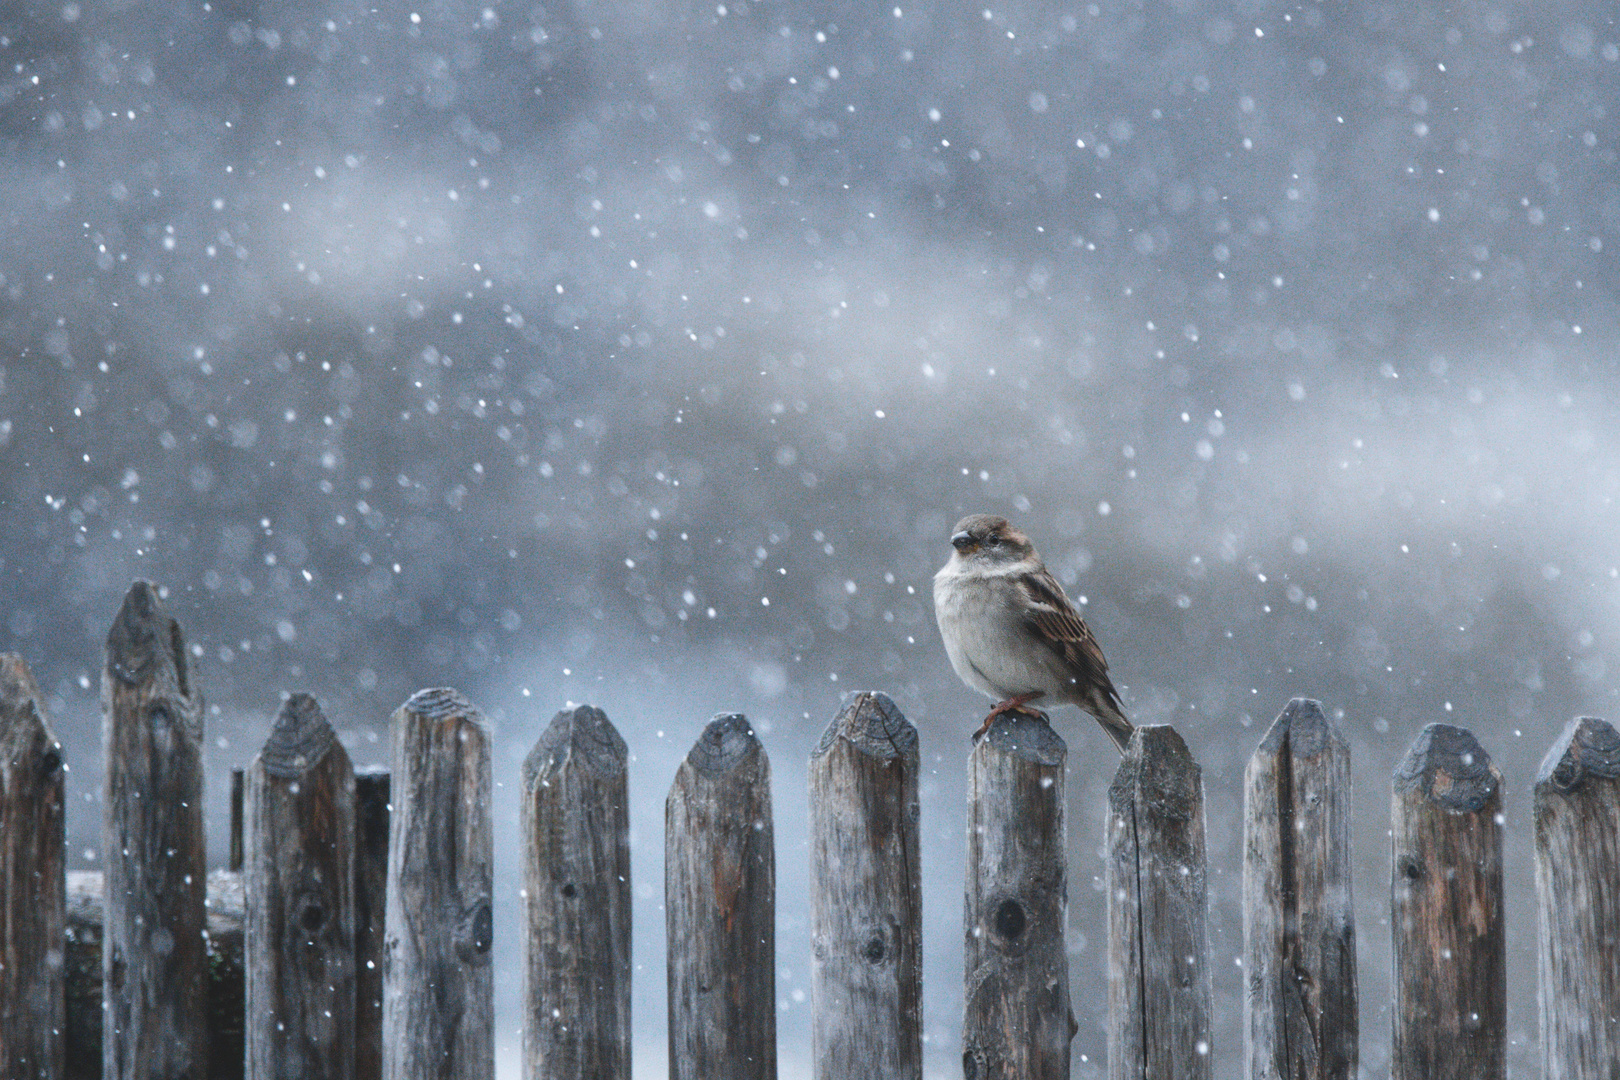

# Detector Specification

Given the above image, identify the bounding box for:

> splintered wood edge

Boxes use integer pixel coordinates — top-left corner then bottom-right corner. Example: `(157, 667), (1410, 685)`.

(813, 690), (916, 762)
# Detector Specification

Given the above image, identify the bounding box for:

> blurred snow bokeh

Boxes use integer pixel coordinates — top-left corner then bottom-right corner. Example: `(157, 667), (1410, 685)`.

(3, 0), (1616, 1074)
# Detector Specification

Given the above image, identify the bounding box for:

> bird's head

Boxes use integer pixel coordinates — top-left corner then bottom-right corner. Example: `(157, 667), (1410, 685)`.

(948, 514), (1035, 564)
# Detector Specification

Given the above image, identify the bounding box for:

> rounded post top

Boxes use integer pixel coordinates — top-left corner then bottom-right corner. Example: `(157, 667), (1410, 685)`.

(259, 692), (340, 778)
(524, 703), (627, 783)
(398, 686), (487, 729)
(1109, 724), (1200, 820)
(1394, 722), (1499, 812)
(814, 690), (917, 761)
(1536, 715), (1620, 795)
(685, 712), (764, 775)
(1255, 697), (1340, 758)
(974, 709), (1064, 766)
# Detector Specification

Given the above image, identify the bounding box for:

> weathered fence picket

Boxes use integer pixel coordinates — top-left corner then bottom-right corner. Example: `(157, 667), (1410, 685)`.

(383, 688), (494, 1080)
(353, 767), (391, 1080)
(245, 693), (356, 1080)
(666, 713), (776, 1080)
(522, 705), (633, 1080)
(1242, 698), (1358, 1080)
(808, 691), (922, 1080)
(102, 581), (209, 1080)
(962, 710), (1075, 1080)
(1533, 715), (1620, 1077)
(1107, 725), (1213, 1080)
(0, 654), (66, 1080)
(1390, 723), (1505, 1080)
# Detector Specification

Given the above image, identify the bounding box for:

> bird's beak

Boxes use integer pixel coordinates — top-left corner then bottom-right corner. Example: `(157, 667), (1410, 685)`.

(951, 531), (975, 553)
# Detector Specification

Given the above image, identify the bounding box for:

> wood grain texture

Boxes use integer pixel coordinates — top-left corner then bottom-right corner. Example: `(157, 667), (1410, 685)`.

(352, 768), (390, 1080)
(808, 692), (921, 1080)
(60, 870), (244, 1080)
(245, 694), (356, 1080)
(1242, 698), (1358, 1080)
(0, 654), (66, 1080)
(962, 710), (1074, 1080)
(1390, 722), (1504, 1080)
(521, 704), (632, 1080)
(666, 713), (776, 1080)
(383, 688), (493, 1080)
(101, 580), (209, 1080)
(1107, 725), (1212, 1080)
(1534, 715), (1620, 1080)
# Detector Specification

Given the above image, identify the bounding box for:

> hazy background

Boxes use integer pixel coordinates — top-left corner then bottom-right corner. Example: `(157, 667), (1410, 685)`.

(3, 0), (1617, 1074)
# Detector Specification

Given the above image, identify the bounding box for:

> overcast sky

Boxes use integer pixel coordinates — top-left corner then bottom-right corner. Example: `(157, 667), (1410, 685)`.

(3, 0), (1617, 1075)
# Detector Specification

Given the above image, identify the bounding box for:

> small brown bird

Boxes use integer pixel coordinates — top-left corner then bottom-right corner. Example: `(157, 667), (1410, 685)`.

(933, 513), (1134, 751)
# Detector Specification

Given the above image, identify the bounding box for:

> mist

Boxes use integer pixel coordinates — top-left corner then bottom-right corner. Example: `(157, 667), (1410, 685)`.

(3, 0), (1617, 1074)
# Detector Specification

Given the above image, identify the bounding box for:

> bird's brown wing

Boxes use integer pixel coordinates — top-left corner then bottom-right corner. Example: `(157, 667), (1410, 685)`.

(1016, 567), (1113, 680)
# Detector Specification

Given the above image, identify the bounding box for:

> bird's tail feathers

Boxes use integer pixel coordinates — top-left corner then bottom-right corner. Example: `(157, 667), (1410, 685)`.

(1085, 688), (1135, 754)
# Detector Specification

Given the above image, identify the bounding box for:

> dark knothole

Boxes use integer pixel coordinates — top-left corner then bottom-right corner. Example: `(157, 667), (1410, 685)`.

(863, 935), (886, 964)
(300, 902), (326, 933)
(560, 882), (577, 899)
(994, 898), (1027, 942)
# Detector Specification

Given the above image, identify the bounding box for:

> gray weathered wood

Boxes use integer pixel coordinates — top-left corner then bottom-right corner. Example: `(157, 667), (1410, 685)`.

(0, 654), (66, 1080)
(383, 688), (493, 1080)
(666, 713), (776, 1080)
(808, 692), (921, 1080)
(1242, 698), (1358, 1080)
(1390, 722), (1504, 1080)
(101, 580), (209, 1080)
(353, 767), (390, 1080)
(962, 709), (1074, 1080)
(245, 693), (356, 1080)
(60, 870), (244, 1080)
(1107, 725), (1212, 1080)
(1534, 715), (1620, 1079)
(522, 704), (632, 1080)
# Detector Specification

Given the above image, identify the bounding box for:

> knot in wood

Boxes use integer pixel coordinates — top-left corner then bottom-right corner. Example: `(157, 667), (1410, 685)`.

(261, 693), (336, 778)
(687, 713), (760, 775)
(815, 691), (917, 760)
(455, 896), (494, 962)
(1395, 723), (1498, 812)
(1538, 715), (1620, 793)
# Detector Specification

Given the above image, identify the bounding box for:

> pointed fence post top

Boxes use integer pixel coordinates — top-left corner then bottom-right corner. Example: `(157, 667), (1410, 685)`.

(1536, 715), (1620, 795)
(813, 690), (916, 762)
(1254, 696), (1342, 758)
(0, 652), (57, 754)
(398, 686), (488, 731)
(683, 712), (764, 776)
(1110, 724), (1200, 822)
(259, 692), (341, 778)
(1394, 722), (1500, 812)
(105, 580), (194, 697)
(524, 703), (627, 785)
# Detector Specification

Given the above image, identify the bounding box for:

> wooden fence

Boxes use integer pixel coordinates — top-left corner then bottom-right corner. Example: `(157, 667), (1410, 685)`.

(3, 580), (1620, 1079)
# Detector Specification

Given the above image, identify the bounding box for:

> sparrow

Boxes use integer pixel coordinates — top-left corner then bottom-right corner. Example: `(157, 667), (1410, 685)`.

(933, 513), (1135, 752)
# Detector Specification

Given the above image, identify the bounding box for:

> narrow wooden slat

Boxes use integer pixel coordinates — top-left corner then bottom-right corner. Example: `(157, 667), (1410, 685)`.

(809, 691), (921, 1080)
(245, 693), (356, 1080)
(383, 688), (493, 1080)
(522, 704), (632, 1080)
(1534, 715), (1620, 1078)
(962, 710), (1074, 1080)
(666, 713), (776, 1080)
(353, 767), (390, 1080)
(101, 581), (208, 1080)
(1390, 722), (1504, 1080)
(1243, 698), (1358, 1080)
(0, 653), (66, 1080)
(1107, 725), (1212, 1080)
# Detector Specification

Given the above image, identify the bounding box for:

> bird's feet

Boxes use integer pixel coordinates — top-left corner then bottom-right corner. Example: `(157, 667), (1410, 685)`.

(972, 692), (1046, 741)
